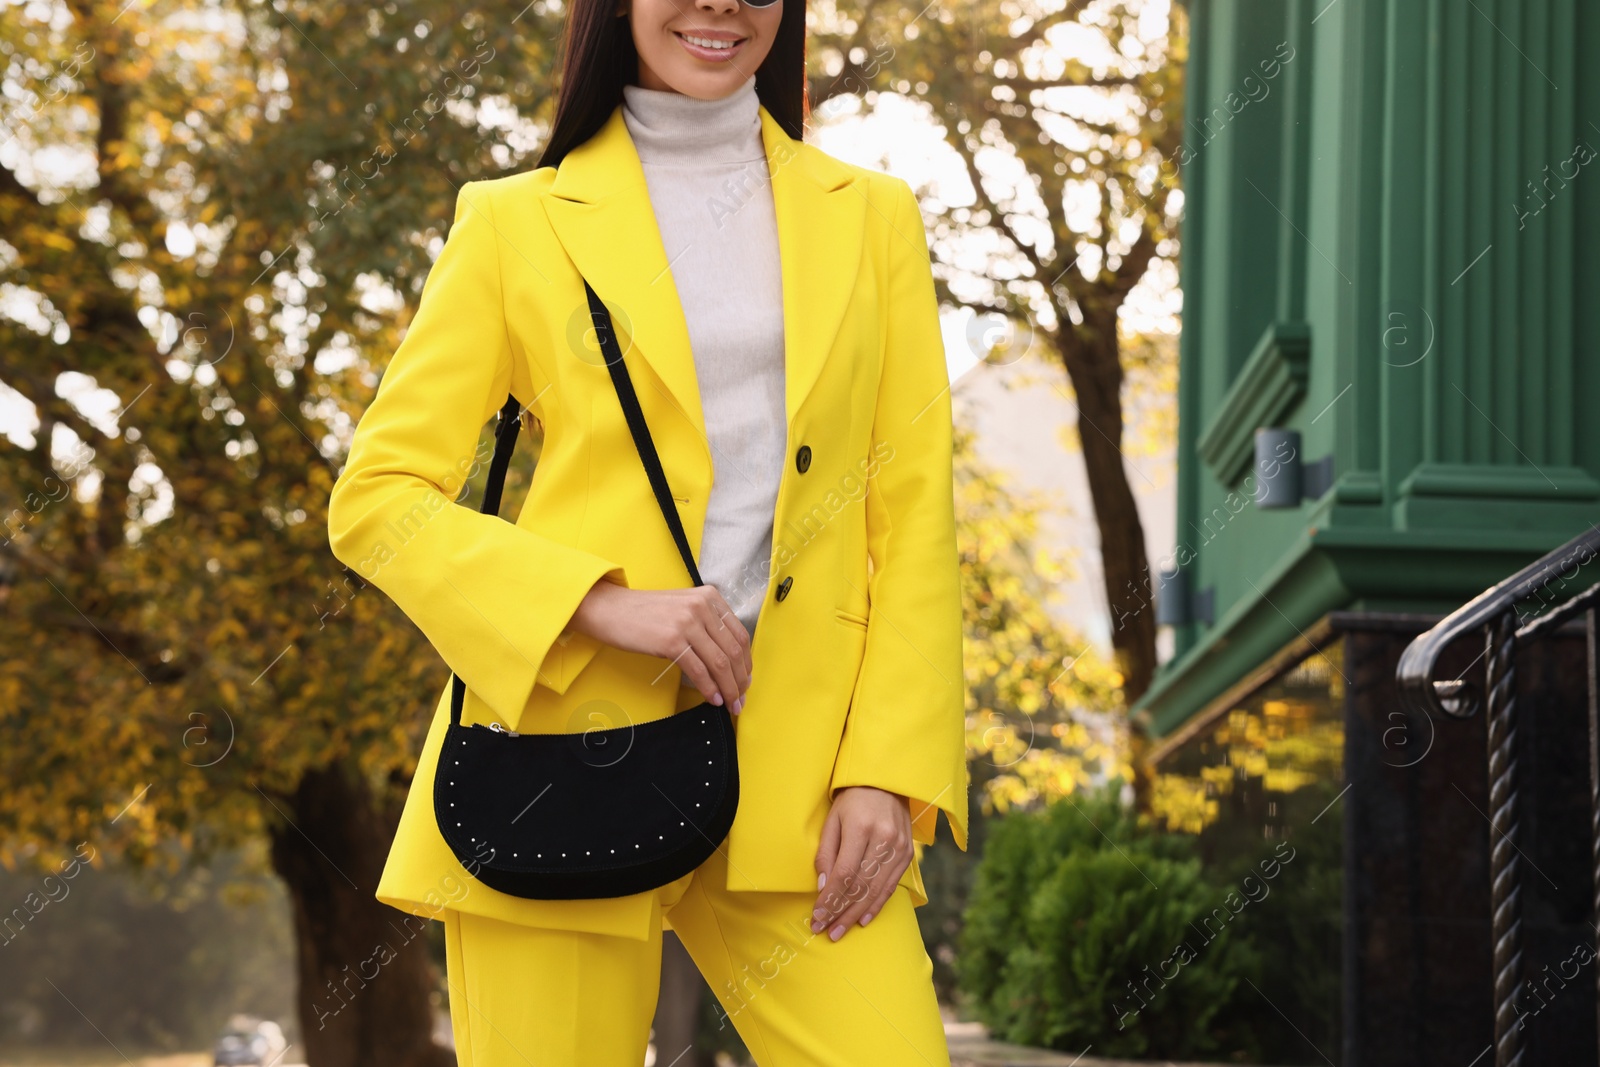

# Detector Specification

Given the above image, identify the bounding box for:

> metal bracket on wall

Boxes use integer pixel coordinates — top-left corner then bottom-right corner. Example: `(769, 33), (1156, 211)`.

(1255, 427), (1336, 508)
(1302, 455), (1336, 500)
(1156, 566), (1190, 627)
(1156, 568), (1216, 629)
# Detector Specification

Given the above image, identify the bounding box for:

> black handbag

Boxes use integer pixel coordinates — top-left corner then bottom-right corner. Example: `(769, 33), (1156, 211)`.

(433, 278), (740, 900)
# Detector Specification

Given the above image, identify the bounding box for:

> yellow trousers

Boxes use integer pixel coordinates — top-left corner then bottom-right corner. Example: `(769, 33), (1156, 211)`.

(441, 845), (951, 1066)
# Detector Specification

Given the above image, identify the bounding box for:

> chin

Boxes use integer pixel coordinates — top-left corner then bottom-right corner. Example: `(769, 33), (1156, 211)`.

(657, 71), (751, 100)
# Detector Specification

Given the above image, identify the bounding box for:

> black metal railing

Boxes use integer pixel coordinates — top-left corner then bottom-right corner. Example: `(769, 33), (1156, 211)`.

(1398, 525), (1600, 1067)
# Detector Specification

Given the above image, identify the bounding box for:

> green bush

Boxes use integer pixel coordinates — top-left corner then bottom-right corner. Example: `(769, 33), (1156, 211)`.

(957, 789), (1262, 1060)
(1223, 790), (1343, 1059)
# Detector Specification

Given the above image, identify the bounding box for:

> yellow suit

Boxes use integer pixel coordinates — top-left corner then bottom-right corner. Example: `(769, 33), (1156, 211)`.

(327, 100), (968, 943)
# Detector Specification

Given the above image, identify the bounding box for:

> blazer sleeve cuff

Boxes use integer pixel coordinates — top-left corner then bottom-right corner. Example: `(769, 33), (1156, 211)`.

(830, 749), (971, 853)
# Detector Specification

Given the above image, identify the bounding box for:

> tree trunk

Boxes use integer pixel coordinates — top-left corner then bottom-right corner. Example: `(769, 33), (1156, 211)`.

(652, 931), (711, 1067)
(1056, 305), (1160, 807)
(267, 763), (453, 1067)
(1056, 306), (1159, 705)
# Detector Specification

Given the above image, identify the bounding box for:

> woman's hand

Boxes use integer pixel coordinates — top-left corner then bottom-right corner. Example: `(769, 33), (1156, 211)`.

(810, 785), (913, 940)
(566, 577), (753, 713)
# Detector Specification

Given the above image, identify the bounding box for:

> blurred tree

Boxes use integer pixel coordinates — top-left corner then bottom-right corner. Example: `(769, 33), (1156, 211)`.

(809, 0), (1187, 725)
(954, 422), (1127, 816)
(0, 1), (566, 1062)
(913, 423), (1126, 999)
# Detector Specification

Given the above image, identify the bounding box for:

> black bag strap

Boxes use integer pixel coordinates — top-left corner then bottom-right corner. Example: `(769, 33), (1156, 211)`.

(585, 279), (705, 591)
(449, 278), (701, 727)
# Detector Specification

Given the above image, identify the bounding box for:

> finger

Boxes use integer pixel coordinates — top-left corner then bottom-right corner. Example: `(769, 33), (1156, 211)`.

(814, 807), (841, 889)
(834, 835), (907, 937)
(719, 594), (753, 677)
(816, 819), (871, 934)
(699, 586), (749, 652)
(810, 811), (842, 925)
(708, 610), (750, 706)
(856, 840), (910, 927)
(673, 646), (721, 705)
(699, 589), (752, 701)
(816, 823), (868, 930)
(697, 591), (752, 710)
(683, 624), (736, 708)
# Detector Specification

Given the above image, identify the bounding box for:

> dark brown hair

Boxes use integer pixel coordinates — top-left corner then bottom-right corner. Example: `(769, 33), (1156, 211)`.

(535, 0), (809, 171)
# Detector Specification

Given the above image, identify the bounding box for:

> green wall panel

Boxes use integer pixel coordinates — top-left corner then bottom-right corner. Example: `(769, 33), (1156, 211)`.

(1144, 0), (1600, 731)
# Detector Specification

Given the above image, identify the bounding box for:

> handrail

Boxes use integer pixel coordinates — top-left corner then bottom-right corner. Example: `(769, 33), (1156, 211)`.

(1395, 521), (1600, 1067)
(1515, 580), (1600, 644)
(1397, 525), (1600, 719)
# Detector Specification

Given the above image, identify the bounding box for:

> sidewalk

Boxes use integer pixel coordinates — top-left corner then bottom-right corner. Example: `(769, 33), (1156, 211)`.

(945, 1020), (1270, 1067)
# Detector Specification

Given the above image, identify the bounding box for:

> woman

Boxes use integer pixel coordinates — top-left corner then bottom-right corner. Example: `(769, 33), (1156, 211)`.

(326, 0), (967, 1062)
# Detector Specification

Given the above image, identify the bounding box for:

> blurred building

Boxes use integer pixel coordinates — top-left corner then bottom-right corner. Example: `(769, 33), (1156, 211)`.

(1143, 1), (1600, 1065)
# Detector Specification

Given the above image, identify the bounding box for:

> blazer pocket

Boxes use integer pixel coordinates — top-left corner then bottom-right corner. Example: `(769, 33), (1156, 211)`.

(835, 607), (870, 630)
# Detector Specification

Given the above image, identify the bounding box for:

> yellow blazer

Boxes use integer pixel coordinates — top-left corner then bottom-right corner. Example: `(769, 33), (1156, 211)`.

(327, 100), (968, 941)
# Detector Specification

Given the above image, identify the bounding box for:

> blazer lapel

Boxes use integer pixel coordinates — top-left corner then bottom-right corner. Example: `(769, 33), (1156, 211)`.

(542, 101), (866, 481)
(766, 109), (867, 429)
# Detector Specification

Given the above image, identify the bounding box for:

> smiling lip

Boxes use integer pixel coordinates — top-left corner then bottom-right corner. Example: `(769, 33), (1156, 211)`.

(674, 29), (749, 62)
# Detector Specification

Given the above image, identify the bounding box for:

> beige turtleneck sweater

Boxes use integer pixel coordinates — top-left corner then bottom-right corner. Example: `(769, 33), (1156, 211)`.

(620, 76), (786, 640)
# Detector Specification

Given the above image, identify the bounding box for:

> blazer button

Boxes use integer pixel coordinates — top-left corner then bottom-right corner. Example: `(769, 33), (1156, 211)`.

(775, 576), (793, 601)
(795, 445), (812, 473)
